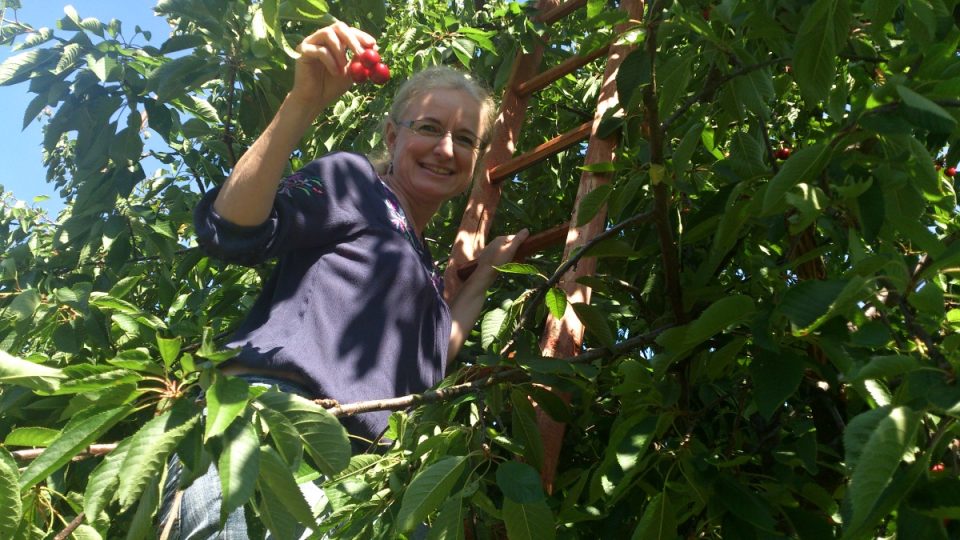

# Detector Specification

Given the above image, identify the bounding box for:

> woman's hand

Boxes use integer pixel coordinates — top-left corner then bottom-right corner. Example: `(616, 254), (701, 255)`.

(447, 229), (530, 364)
(469, 229), (530, 290)
(288, 22), (377, 114)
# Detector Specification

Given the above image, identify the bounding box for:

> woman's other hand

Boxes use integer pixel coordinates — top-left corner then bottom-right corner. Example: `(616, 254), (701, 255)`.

(447, 229), (530, 363)
(470, 229), (530, 290)
(289, 22), (377, 114)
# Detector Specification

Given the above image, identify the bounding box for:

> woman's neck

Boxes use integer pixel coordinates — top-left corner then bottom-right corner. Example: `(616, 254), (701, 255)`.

(381, 174), (438, 236)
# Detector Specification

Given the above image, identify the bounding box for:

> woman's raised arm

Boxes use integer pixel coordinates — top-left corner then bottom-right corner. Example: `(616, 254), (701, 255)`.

(212, 22), (376, 226)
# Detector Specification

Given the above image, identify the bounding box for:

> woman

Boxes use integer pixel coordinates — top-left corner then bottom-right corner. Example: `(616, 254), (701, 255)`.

(163, 22), (527, 538)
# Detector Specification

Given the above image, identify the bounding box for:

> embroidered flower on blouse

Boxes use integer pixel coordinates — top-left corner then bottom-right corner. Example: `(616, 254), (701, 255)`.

(384, 196), (409, 233)
(278, 172), (325, 197)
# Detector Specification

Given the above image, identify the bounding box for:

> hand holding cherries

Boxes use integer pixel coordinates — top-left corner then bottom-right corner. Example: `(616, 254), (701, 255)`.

(350, 45), (390, 85)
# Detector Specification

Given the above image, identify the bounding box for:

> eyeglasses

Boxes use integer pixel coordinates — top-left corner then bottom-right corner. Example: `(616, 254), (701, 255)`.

(396, 119), (485, 151)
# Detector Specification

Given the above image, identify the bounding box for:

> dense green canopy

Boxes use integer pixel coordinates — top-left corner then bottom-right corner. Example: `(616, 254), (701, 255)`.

(2, 0), (960, 538)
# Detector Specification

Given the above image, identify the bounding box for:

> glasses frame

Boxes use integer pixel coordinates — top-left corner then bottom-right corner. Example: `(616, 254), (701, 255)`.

(395, 119), (486, 151)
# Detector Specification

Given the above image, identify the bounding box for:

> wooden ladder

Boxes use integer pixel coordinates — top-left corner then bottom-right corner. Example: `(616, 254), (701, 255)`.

(445, 0), (645, 491)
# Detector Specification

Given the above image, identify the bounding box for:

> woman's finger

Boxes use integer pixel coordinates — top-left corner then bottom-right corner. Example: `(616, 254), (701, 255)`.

(300, 41), (345, 77)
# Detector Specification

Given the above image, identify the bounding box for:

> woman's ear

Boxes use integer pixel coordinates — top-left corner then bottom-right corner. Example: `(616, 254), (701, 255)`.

(385, 120), (397, 153)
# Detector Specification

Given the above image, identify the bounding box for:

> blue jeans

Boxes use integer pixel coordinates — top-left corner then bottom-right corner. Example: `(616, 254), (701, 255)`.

(158, 375), (327, 539)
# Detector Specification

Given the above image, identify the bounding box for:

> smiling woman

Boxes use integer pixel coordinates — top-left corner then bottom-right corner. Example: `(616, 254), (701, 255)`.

(161, 22), (527, 538)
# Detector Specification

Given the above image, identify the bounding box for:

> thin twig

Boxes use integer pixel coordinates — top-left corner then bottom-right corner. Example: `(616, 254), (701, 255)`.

(53, 513), (85, 540)
(223, 58), (239, 167)
(661, 57), (782, 132)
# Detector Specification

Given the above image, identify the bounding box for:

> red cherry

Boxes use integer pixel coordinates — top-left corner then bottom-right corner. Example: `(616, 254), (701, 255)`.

(348, 60), (369, 83)
(702, 7), (711, 20)
(369, 62), (391, 85)
(775, 147), (791, 160)
(359, 48), (381, 68)
(932, 463), (946, 472)
(946, 167), (957, 178)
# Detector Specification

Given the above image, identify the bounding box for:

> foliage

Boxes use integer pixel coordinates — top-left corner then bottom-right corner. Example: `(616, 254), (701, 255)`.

(2, 0), (960, 538)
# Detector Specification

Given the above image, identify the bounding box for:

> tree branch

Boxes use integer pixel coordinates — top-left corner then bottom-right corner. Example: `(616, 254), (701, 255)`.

(54, 513), (85, 540)
(11, 328), (668, 464)
(642, 2), (685, 324)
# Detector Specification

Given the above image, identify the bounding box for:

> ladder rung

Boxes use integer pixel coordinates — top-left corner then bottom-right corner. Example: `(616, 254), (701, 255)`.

(489, 121), (592, 184)
(456, 222), (569, 281)
(517, 44), (612, 97)
(538, 0), (588, 25)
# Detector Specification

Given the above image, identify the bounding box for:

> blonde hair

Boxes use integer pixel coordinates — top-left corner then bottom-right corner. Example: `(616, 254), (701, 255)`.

(372, 65), (497, 174)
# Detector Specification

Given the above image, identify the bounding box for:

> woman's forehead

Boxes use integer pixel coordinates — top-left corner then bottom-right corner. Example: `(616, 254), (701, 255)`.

(402, 88), (482, 125)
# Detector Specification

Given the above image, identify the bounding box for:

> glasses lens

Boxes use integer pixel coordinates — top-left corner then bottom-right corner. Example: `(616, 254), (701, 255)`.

(407, 120), (479, 150)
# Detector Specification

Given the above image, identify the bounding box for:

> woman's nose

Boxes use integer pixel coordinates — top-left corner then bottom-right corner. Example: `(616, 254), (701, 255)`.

(433, 132), (455, 157)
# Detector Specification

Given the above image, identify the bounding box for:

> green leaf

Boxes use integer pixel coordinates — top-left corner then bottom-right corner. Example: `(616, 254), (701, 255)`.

(396, 455), (468, 533)
(426, 497), (467, 540)
(683, 295), (755, 351)
(897, 85), (957, 133)
(84, 437), (133, 524)
(657, 53), (694, 116)
(846, 406), (922, 533)
(510, 390), (544, 470)
(729, 67), (774, 120)
(124, 473), (161, 540)
(196, 327), (240, 363)
(257, 445), (315, 526)
(0, 49), (58, 86)
(762, 144), (832, 213)
(571, 302), (616, 348)
(631, 492), (677, 540)
(157, 335), (182, 370)
(4, 427), (59, 447)
(749, 351), (805, 419)
(714, 475), (776, 531)
(544, 287), (567, 321)
(219, 417), (260, 525)
(19, 405), (133, 491)
(841, 458), (928, 540)
(779, 277), (868, 335)
(502, 498), (556, 540)
(256, 390), (351, 476)
(593, 415), (657, 499)
(908, 477), (960, 518)
(6, 288), (40, 320)
(117, 400), (199, 510)
(0, 448), (21, 538)
(852, 355), (923, 383)
(576, 184), (612, 227)
(481, 307), (508, 350)
(792, 0), (851, 102)
(160, 34), (206, 54)
(615, 48), (649, 110)
(0, 351), (64, 392)
(258, 407), (304, 469)
(496, 461), (545, 503)
(495, 263), (541, 276)
(205, 374), (250, 441)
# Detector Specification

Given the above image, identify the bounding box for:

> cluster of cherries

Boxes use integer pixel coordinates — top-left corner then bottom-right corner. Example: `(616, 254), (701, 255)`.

(349, 46), (390, 85)
(774, 146), (791, 160)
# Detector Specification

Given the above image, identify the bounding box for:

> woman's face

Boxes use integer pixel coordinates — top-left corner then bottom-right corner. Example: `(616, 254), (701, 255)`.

(385, 88), (485, 207)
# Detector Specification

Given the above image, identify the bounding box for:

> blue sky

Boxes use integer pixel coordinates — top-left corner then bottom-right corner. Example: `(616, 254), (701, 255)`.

(0, 2), (172, 215)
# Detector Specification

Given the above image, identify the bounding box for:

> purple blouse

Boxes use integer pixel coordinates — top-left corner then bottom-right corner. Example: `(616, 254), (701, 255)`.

(194, 151), (450, 444)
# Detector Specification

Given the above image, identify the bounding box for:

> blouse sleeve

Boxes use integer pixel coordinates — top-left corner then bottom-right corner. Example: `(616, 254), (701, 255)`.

(194, 157), (368, 266)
